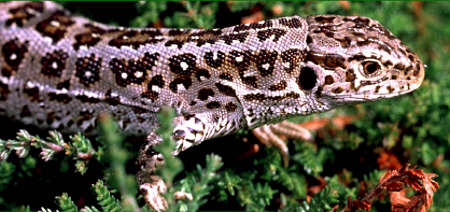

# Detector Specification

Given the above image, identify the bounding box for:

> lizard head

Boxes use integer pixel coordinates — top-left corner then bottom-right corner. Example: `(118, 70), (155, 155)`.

(302, 15), (425, 104)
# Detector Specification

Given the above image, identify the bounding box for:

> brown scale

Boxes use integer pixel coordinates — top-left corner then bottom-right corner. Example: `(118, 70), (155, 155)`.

(218, 72), (233, 81)
(105, 89), (121, 105)
(268, 80), (287, 91)
(6, 2), (44, 27)
(233, 20), (273, 32)
(197, 88), (215, 101)
(40, 50), (69, 77)
(48, 92), (72, 103)
(73, 23), (106, 50)
(23, 84), (40, 102)
(56, 80), (71, 90)
(206, 101), (221, 109)
(219, 32), (249, 45)
(109, 52), (159, 87)
(1, 39), (28, 78)
(35, 10), (75, 44)
(256, 28), (286, 42)
(75, 95), (101, 104)
(306, 52), (346, 70)
(214, 83), (237, 98)
(75, 54), (102, 86)
(324, 75), (335, 85)
(279, 17), (303, 28)
(255, 50), (278, 77)
(224, 102), (238, 112)
(108, 29), (163, 49)
(169, 76), (192, 93)
(204, 51), (225, 68)
(280, 48), (306, 73)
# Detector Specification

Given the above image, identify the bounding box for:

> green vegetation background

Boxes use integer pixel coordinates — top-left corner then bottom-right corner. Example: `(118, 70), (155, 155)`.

(0, 1), (448, 211)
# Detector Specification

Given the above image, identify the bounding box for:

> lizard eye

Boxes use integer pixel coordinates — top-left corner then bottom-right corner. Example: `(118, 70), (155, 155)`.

(361, 60), (381, 75)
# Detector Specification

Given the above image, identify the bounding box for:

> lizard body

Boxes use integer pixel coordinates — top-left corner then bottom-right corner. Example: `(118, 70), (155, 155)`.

(0, 2), (425, 210)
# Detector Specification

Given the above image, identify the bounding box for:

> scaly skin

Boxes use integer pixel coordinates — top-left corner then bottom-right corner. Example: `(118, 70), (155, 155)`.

(0, 2), (425, 210)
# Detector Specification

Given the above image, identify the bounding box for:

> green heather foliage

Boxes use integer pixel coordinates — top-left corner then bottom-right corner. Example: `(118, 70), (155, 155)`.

(0, 1), (448, 211)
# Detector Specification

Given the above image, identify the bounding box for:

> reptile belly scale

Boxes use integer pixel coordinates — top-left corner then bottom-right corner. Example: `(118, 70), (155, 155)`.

(0, 2), (425, 210)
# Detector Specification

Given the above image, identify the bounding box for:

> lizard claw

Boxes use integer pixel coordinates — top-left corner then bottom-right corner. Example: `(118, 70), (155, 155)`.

(140, 176), (168, 212)
(252, 121), (313, 167)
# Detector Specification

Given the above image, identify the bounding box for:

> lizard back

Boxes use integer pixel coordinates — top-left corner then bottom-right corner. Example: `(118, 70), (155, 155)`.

(0, 1), (424, 138)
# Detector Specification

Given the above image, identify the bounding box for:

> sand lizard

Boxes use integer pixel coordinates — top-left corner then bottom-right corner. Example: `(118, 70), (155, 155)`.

(0, 2), (425, 210)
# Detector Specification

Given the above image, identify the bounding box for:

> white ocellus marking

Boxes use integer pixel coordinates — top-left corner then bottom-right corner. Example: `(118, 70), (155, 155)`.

(9, 54), (17, 60)
(180, 62), (189, 71)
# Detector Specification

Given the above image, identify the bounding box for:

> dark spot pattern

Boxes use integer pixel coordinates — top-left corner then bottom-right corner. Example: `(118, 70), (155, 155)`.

(324, 54), (346, 69)
(23, 84), (40, 102)
(197, 88), (215, 101)
(279, 17), (302, 28)
(233, 21), (272, 32)
(187, 29), (222, 47)
(149, 75), (165, 88)
(75, 54), (102, 86)
(35, 11), (75, 44)
(219, 73), (233, 81)
(314, 16), (336, 24)
(6, 2), (44, 27)
(76, 95), (101, 104)
(306, 52), (346, 70)
(48, 92), (72, 103)
(243, 92), (300, 102)
(324, 75), (334, 85)
(225, 102), (237, 112)
(168, 53), (197, 75)
(168, 29), (191, 36)
(105, 89), (121, 105)
(297, 67), (317, 90)
(332, 87), (344, 94)
(215, 83), (237, 97)
(56, 80), (71, 90)
(228, 50), (257, 88)
(195, 69), (210, 81)
(0, 81), (9, 101)
(204, 51), (225, 68)
(40, 50), (69, 77)
(165, 40), (185, 49)
(256, 50), (278, 77)
(269, 80), (287, 91)
(110, 52), (159, 87)
(387, 85), (394, 93)
(1, 39), (28, 78)
(281, 48), (306, 73)
(206, 101), (221, 109)
(109, 29), (163, 49)
(73, 23), (106, 50)
(219, 32), (249, 45)
(169, 76), (192, 93)
(257, 29), (286, 42)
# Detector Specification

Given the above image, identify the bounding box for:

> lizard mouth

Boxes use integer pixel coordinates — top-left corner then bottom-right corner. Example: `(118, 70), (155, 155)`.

(327, 78), (423, 103)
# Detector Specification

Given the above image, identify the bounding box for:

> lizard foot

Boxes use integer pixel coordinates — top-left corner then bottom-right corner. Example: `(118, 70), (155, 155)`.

(140, 176), (167, 212)
(252, 120), (313, 166)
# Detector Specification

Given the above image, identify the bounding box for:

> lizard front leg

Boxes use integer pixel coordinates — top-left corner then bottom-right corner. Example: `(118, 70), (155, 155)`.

(138, 110), (242, 211)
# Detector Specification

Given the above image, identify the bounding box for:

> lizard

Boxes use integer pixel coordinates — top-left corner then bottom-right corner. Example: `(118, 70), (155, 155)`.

(0, 2), (425, 211)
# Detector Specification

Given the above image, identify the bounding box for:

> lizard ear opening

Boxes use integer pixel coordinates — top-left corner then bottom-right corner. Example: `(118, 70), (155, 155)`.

(297, 66), (317, 90)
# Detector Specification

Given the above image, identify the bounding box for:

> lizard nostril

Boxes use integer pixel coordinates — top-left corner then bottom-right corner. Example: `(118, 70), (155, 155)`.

(298, 66), (317, 90)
